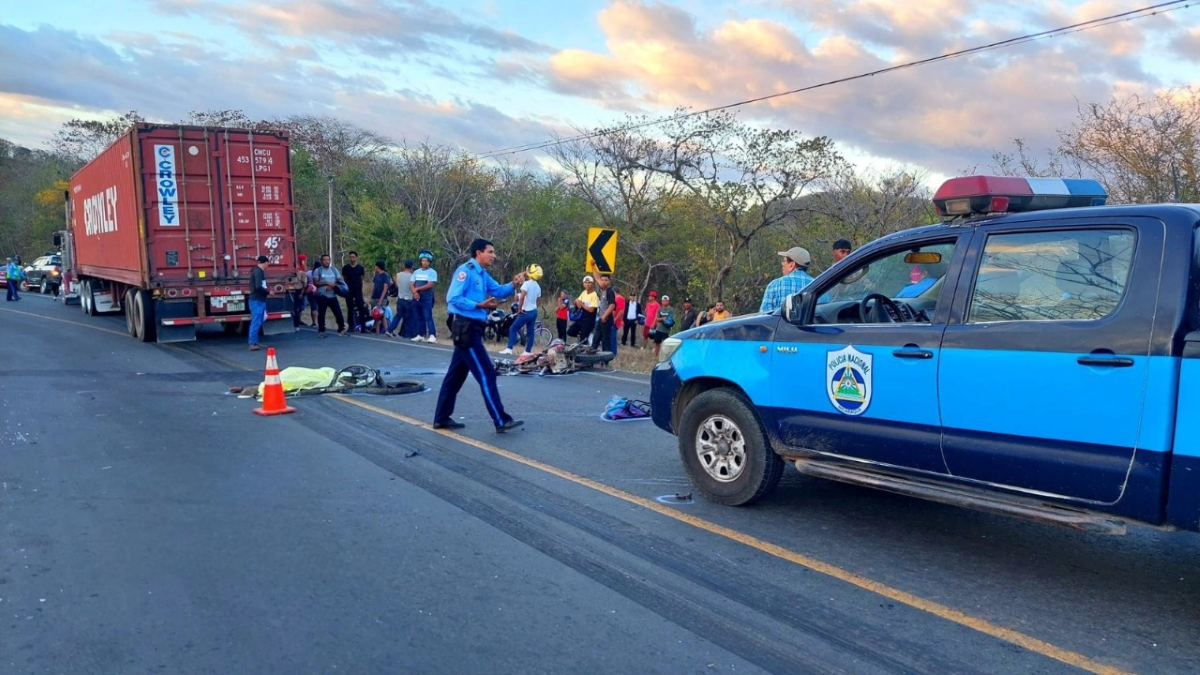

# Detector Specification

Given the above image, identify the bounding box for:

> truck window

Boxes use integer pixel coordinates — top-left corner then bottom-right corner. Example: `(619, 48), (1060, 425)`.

(968, 228), (1135, 323)
(815, 241), (955, 324)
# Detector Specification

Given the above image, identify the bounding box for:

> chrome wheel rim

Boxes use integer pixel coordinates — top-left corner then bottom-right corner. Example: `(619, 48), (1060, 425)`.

(694, 414), (747, 483)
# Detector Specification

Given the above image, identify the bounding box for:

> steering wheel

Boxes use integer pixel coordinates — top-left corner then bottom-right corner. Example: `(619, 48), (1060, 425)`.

(860, 293), (904, 323)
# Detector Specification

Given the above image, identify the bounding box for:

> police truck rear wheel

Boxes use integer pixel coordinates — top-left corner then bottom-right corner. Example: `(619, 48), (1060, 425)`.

(678, 388), (783, 506)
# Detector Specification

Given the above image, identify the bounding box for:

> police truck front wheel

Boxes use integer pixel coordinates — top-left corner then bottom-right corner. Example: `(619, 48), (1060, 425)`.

(678, 389), (783, 506)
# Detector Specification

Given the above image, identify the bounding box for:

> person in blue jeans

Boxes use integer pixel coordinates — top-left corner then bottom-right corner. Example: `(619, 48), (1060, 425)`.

(247, 255), (270, 350)
(389, 259), (416, 338)
(411, 251), (439, 343)
(501, 264), (543, 357)
(5, 257), (22, 301)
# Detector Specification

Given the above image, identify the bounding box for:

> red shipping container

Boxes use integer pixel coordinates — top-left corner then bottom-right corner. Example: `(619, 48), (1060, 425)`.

(67, 124), (299, 342)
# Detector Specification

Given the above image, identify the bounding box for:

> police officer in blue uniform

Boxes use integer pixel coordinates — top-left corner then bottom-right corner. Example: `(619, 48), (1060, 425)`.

(434, 238), (528, 433)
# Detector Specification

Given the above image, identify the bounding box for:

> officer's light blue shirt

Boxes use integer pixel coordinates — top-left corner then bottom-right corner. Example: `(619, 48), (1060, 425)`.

(446, 260), (516, 321)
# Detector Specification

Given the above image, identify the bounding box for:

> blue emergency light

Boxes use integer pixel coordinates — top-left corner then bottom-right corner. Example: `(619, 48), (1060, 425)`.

(933, 176), (1107, 218)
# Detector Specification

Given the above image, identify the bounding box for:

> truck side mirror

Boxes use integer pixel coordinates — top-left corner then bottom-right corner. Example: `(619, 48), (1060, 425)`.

(783, 291), (804, 323)
(53, 233), (62, 248)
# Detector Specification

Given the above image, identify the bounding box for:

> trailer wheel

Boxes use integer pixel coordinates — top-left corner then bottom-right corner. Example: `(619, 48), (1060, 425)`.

(133, 289), (156, 342)
(82, 281), (97, 316)
(124, 290), (138, 337)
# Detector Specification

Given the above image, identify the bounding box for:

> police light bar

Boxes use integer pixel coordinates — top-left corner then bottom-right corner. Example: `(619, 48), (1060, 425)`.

(932, 176), (1107, 218)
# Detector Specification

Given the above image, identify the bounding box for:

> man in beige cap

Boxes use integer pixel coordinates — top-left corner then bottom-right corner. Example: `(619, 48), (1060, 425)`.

(760, 246), (815, 313)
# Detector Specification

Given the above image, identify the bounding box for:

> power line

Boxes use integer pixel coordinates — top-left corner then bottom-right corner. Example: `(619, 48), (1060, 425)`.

(470, 0), (1193, 162)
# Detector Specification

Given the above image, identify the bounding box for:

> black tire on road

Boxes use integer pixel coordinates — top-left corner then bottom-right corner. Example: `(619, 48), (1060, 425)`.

(83, 280), (98, 316)
(133, 289), (156, 342)
(124, 289), (137, 337)
(677, 388), (784, 506)
(363, 380), (424, 395)
(39, 281), (48, 295)
(573, 351), (614, 365)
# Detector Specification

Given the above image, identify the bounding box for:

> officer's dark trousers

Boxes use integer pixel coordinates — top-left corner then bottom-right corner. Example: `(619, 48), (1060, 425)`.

(435, 319), (513, 428)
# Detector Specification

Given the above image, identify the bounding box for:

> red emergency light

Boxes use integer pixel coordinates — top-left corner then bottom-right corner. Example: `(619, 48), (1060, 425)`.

(933, 176), (1107, 218)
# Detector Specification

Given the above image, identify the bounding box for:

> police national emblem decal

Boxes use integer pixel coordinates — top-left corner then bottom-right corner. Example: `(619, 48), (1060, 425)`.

(826, 346), (873, 416)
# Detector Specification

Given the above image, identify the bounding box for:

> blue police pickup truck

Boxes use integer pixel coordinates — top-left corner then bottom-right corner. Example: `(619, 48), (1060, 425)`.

(651, 175), (1200, 535)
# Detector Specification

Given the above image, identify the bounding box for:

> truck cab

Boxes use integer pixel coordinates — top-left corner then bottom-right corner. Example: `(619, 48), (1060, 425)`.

(651, 176), (1200, 534)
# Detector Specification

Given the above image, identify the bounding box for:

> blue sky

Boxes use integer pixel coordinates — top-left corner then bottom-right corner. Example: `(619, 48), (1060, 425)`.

(2, 0), (1197, 179)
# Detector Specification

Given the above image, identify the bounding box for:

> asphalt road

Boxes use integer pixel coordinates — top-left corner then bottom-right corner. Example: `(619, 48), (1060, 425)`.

(3, 294), (1199, 674)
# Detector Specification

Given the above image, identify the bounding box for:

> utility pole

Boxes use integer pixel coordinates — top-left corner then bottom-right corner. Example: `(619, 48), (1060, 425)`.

(326, 176), (334, 258)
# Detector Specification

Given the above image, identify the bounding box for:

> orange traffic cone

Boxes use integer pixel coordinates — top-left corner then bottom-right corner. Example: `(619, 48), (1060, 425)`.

(254, 347), (296, 416)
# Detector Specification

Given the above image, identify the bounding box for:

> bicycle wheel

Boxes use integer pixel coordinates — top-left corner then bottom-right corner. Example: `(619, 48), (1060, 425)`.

(534, 325), (552, 347)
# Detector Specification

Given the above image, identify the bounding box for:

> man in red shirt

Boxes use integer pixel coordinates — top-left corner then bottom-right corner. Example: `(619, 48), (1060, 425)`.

(642, 291), (660, 348)
(612, 290), (626, 356)
(554, 289), (570, 341)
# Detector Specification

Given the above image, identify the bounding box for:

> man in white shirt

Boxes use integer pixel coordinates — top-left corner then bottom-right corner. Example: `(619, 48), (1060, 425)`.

(622, 294), (641, 347)
(411, 251), (439, 342)
(501, 264), (543, 356)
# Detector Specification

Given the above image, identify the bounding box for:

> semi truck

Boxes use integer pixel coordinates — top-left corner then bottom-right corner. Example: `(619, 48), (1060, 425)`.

(64, 124), (299, 342)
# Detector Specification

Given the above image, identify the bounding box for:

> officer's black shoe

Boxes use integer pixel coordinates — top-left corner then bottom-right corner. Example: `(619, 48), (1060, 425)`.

(432, 421), (465, 430)
(495, 419), (524, 433)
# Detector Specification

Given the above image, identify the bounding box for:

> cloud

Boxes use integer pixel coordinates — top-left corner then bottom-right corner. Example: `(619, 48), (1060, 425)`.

(789, 0), (976, 52)
(150, 0), (551, 57)
(1171, 26), (1200, 62)
(0, 22), (562, 164)
(528, 0), (1189, 175)
(0, 94), (79, 150)
(2, 0), (1195, 180)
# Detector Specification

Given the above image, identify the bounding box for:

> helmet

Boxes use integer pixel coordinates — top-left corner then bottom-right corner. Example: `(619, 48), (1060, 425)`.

(418, 250), (434, 262)
(526, 263), (543, 280)
(371, 307), (384, 321)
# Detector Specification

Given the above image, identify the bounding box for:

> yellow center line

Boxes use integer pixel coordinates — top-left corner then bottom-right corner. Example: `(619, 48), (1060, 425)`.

(333, 393), (1131, 675)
